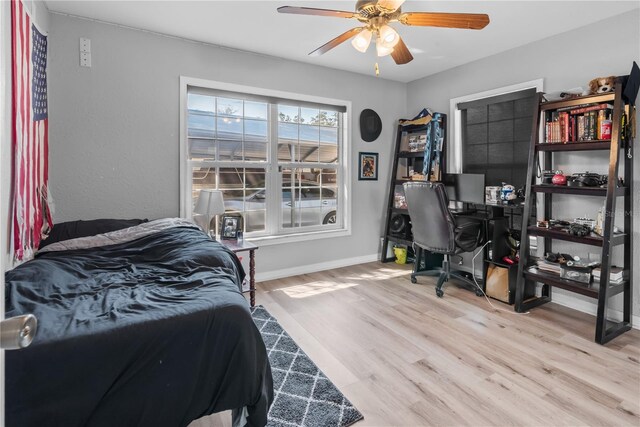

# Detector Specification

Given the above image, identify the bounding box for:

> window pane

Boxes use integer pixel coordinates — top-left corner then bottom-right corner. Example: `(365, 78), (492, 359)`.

(188, 112), (214, 138)
(244, 119), (268, 142)
(299, 124), (319, 143)
(217, 140), (243, 161)
(318, 168), (338, 185)
(278, 142), (296, 163)
(191, 167), (217, 204)
(216, 168), (268, 234)
(278, 122), (298, 141)
(319, 144), (338, 163)
(299, 144), (319, 163)
(219, 167), (245, 189)
(320, 126), (338, 143)
(243, 209), (266, 233)
(223, 189), (266, 233)
(300, 107), (319, 125)
(217, 117), (242, 140)
(277, 109), (339, 165)
(319, 110), (338, 127)
(278, 105), (299, 123)
(217, 97), (243, 117)
(189, 138), (215, 160)
(281, 168), (338, 229)
(244, 101), (267, 120)
(245, 168), (266, 189)
(244, 140), (267, 162)
(188, 94), (215, 113)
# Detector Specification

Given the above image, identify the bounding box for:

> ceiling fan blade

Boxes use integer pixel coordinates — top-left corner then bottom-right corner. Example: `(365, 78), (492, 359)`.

(398, 12), (490, 30)
(277, 6), (357, 19)
(377, 0), (405, 13)
(391, 37), (413, 65)
(309, 27), (363, 56)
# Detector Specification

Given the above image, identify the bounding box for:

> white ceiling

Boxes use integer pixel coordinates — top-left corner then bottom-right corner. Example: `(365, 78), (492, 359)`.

(45, 1), (639, 83)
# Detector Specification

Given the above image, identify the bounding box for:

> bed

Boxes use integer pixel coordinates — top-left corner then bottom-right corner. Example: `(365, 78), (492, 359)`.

(4, 218), (273, 427)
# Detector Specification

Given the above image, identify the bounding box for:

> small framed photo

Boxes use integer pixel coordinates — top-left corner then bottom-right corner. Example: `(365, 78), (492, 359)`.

(221, 215), (241, 240)
(358, 152), (378, 181)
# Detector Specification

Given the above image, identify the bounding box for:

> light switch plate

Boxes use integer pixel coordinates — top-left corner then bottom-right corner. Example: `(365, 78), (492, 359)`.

(80, 52), (92, 67)
(80, 37), (91, 53)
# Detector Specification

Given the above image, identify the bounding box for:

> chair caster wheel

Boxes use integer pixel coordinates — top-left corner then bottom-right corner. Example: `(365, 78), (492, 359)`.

(436, 289), (444, 298)
(411, 276), (417, 284)
(475, 288), (484, 297)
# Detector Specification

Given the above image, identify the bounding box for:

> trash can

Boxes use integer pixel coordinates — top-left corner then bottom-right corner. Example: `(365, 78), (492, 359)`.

(393, 246), (407, 264)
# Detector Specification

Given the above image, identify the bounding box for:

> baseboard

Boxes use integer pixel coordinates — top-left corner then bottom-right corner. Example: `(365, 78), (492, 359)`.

(549, 292), (640, 330)
(256, 253), (379, 282)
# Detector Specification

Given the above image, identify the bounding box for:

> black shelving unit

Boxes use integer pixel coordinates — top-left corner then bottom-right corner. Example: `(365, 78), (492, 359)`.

(381, 115), (446, 262)
(514, 78), (635, 344)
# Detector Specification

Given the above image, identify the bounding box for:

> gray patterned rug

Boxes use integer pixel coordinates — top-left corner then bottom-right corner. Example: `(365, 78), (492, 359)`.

(251, 306), (364, 427)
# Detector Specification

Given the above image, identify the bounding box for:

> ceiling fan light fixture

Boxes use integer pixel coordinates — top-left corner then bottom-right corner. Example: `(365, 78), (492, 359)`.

(378, 25), (400, 49)
(375, 37), (394, 57)
(351, 28), (372, 53)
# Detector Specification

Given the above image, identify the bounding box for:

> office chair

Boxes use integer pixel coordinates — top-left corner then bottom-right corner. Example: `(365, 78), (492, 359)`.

(403, 181), (484, 298)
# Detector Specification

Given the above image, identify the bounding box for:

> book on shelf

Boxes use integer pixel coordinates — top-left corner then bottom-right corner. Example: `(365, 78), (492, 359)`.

(592, 266), (627, 283)
(535, 259), (561, 274)
(543, 102), (612, 144)
(569, 103), (614, 115)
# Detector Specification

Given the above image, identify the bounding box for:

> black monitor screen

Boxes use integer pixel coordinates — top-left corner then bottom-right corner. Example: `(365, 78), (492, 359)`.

(443, 173), (486, 204)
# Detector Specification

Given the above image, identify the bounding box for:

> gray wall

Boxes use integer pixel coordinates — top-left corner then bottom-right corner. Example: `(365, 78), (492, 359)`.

(407, 10), (640, 319)
(47, 13), (406, 276)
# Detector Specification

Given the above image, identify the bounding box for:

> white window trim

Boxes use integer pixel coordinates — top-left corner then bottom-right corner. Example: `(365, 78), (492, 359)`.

(179, 76), (352, 246)
(448, 79), (544, 173)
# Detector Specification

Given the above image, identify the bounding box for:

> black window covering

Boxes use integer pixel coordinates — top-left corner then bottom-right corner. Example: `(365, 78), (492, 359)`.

(459, 88), (536, 188)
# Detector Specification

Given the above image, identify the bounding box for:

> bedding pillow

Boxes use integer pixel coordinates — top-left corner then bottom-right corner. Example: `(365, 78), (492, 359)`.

(39, 218), (148, 249)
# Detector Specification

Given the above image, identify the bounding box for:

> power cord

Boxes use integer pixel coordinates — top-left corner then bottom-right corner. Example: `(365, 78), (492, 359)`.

(470, 240), (530, 315)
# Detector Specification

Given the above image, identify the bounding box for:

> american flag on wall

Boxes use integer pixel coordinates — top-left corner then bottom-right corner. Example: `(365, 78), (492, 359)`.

(11, 0), (53, 261)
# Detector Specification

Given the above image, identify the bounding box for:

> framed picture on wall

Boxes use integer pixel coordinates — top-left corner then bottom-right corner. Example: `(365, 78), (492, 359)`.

(358, 152), (378, 181)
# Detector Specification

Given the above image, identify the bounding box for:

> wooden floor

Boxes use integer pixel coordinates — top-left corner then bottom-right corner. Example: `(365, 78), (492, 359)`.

(191, 262), (640, 427)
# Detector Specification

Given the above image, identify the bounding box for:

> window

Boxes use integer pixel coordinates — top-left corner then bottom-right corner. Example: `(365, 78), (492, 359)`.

(458, 88), (536, 189)
(449, 80), (543, 189)
(181, 78), (350, 242)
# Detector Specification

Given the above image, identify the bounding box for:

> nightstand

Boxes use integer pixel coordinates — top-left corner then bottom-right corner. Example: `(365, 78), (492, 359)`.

(220, 239), (258, 307)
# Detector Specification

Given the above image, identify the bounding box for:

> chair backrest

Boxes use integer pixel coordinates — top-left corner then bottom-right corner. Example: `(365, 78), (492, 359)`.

(403, 182), (456, 254)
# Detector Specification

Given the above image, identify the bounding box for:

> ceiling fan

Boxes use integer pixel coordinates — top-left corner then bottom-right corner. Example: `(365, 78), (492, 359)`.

(277, 0), (490, 65)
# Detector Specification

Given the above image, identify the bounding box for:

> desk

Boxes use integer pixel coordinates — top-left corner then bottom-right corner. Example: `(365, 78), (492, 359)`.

(453, 200), (525, 235)
(220, 239), (258, 307)
(417, 200), (524, 295)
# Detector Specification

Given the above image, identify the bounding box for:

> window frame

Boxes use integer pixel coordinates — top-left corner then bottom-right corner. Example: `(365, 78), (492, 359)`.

(179, 76), (352, 246)
(448, 79), (544, 174)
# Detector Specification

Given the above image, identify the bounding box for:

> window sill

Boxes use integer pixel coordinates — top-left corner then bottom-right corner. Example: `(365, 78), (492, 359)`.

(247, 227), (351, 247)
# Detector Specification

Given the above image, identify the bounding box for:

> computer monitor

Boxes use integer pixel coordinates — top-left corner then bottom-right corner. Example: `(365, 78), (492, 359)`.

(443, 173), (486, 204)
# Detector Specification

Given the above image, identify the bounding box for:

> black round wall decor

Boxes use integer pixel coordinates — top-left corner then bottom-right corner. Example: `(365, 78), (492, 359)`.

(359, 109), (382, 142)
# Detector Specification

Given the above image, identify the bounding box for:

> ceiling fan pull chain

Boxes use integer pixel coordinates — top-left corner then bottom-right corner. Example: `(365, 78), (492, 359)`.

(375, 62), (380, 77)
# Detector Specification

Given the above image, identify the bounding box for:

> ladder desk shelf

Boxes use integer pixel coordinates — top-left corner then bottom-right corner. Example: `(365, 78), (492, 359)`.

(514, 78), (635, 344)
(381, 114), (446, 262)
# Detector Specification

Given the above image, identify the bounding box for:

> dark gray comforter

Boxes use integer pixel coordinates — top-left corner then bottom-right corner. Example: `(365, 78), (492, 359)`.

(5, 224), (273, 427)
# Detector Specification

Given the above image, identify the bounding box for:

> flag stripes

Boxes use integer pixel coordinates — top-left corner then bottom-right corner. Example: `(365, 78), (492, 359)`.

(11, 0), (52, 261)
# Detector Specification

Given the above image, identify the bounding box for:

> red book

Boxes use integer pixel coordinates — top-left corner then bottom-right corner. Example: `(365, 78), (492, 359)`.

(570, 116), (576, 142)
